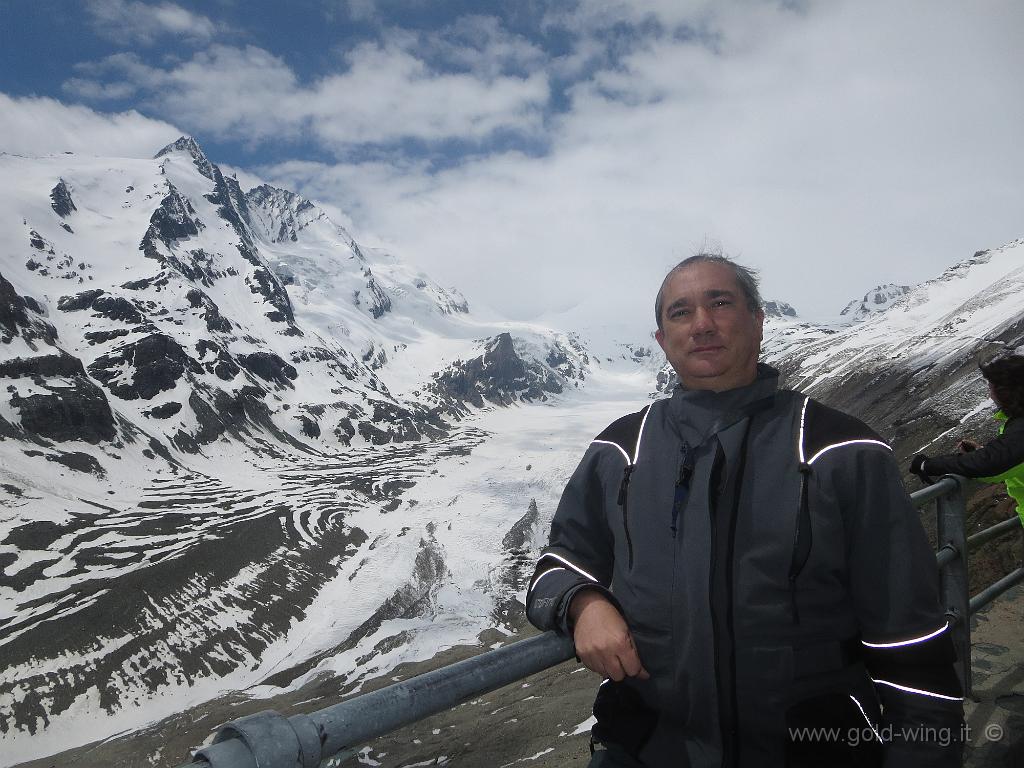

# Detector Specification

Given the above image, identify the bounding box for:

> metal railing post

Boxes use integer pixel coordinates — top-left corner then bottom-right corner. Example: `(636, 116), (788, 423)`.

(935, 475), (971, 697)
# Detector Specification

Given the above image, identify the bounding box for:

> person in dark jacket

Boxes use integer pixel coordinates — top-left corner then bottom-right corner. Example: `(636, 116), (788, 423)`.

(527, 254), (965, 767)
(911, 351), (1024, 527)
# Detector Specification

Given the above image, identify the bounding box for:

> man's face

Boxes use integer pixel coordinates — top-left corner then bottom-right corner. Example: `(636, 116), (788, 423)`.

(654, 262), (764, 392)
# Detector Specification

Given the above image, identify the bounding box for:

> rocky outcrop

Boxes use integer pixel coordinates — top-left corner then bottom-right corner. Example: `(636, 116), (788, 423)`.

(356, 400), (448, 445)
(185, 288), (232, 332)
(49, 179), (76, 219)
(0, 352), (84, 379)
(155, 136), (216, 181)
(0, 271), (57, 346)
(142, 185), (204, 253)
(839, 283), (911, 322)
(9, 377), (117, 443)
(245, 185), (317, 243)
(763, 299), (797, 318)
(89, 333), (202, 400)
(429, 333), (564, 411)
(353, 269), (392, 319)
(195, 339), (240, 381)
(241, 243), (296, 325)
(237, 352), (298, 388)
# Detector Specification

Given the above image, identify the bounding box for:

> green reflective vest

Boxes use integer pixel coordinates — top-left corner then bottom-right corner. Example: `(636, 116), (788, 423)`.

(979, 411), (1024, 527)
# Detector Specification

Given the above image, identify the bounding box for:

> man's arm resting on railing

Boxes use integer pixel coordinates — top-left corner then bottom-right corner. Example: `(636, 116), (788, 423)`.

(568, 590), (648, 682)
(526, 444), (617, 636)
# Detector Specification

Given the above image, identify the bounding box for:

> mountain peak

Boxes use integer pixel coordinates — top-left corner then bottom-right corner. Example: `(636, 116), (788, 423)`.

(247, 183), (312, 213)
(763, 299), (797, 319)
(839, 283), (911, 323)
(155, 136), (215, 180)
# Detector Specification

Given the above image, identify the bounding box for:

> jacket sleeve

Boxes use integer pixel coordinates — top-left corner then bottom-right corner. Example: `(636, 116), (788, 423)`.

(526, 443), (621, 636)
(830, 444), (965, 767)
(922, 416), (1024, 479)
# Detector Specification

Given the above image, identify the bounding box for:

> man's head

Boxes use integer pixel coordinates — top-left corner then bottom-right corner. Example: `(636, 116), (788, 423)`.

(654, 253), (765, 392)
(980, 349), (1024, 417)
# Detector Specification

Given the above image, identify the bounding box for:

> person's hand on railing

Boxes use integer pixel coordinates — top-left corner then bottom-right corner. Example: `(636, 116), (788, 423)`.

(569, 590), (650, 682)
(910, 453), (933, 484)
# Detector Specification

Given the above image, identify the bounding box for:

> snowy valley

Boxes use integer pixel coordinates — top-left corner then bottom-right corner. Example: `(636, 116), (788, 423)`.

(0, 139), (1021, 766)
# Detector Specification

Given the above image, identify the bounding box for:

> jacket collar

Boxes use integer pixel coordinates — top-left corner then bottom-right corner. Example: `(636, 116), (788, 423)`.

(668, 363), (780, 435)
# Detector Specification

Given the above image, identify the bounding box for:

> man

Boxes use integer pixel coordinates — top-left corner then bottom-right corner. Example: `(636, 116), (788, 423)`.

(911, 349), (1024, 528)
(526, 254), (964, 767)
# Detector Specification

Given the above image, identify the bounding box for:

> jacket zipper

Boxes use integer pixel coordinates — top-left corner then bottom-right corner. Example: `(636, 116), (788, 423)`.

(672, 442), (694, 538)
(710, 425), (752, 768)
(618, 464), (635, 570)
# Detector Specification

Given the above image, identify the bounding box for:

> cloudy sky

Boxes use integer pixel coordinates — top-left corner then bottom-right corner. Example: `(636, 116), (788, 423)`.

(1, 0), (1021, 326)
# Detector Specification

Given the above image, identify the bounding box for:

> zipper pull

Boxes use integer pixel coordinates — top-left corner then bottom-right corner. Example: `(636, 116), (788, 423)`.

(678, 442), (694, 486)
(617, 465), (633, 506)
(671, 442), (693, 537)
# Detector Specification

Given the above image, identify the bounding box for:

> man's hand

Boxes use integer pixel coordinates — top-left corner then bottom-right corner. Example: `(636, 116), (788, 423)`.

(956, 439), (980, 453)
(910, 454), (930, 479)
(569, 590), (650, 682)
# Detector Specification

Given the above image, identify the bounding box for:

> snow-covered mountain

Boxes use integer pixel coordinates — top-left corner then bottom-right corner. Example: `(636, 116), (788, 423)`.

(838, 282), (912, 322)
(762, 241), (1024, 457)
(0, 138), (600, 763)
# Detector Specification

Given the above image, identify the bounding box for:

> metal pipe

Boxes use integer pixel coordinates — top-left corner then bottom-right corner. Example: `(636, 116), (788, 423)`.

(969, 566), (1024, 615)
(184, 632), (575, 768)
(935, 476), (971, 696)
(966, 516), (1022, 550)
(910, 476), (960, 507)
(935, 544), (959, 570)
(312, 631), (575, 758)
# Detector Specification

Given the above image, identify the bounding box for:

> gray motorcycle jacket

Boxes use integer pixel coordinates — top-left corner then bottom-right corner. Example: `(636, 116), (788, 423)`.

(526, 366), (964, 767)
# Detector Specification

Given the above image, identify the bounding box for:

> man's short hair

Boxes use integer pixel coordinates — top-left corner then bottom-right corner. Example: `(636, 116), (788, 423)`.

(655, 252), (763, 330)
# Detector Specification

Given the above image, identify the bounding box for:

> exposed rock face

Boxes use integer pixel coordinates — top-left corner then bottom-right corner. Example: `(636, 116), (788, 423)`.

(429, 333), (564, 410)
(49, 179), (76, 219)
(354, 270), (393, 319)
(0, 271), (57, 346)
(185, 288), (232, 332)
(9, 377), (117, 443)
(238, 352), (298, 388)
(839, 283), (911, 322)
(763, 299), (797, 318)
(0, 352), (84, 379)
(155, 136), (216, 180)
(143, 186), (204, 252)
(245, 185), (317, 243)
(357, 400), (448, 445)
(242, 244), (296, 325)
(89, 333), (202, 400)
(57, 288), (152, 328)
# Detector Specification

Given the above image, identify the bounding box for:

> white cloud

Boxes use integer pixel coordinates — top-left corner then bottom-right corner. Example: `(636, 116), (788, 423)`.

(31, 1), (1024, 327)
(85, 0), (218, 45)
(395, 16), (548, 78)
(259, 0), (1024, 325)
(0, 93), (181, 159)
(66, 36), (550, 151)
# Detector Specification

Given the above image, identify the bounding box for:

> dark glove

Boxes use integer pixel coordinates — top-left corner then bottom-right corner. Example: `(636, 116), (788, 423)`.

(910, 454), (931, 482)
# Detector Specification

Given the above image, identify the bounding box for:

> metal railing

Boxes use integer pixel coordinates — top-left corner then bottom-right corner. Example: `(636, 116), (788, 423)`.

(181, 475), (1023, 768)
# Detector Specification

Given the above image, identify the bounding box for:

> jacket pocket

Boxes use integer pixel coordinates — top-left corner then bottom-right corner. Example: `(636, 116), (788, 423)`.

(591, 679), (659, 760)
(784, 678), (884, 768)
